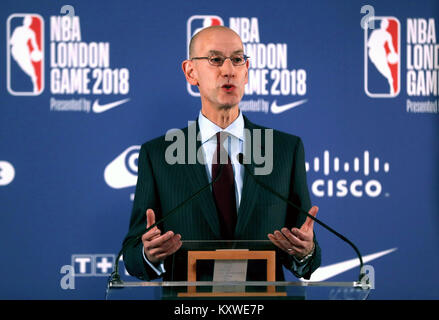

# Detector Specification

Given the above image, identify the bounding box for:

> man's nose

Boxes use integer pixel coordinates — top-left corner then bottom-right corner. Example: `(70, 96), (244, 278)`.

(220, 58), (235, 78)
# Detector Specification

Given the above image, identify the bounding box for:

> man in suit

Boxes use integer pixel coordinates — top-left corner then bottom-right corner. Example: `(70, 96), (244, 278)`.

(122, 26), (321, 282)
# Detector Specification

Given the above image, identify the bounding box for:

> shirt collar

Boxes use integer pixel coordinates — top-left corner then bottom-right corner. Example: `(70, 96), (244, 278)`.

(198, 110), (244, 144)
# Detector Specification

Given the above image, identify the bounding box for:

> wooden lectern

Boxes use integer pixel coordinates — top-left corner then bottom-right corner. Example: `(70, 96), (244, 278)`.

(178, 250), (287, 297)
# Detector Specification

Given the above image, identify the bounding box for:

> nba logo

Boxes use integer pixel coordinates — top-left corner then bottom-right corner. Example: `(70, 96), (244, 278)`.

(186, 15), (224, 97)
(364, 16), (400, 98)
(7, 14), (44, 96)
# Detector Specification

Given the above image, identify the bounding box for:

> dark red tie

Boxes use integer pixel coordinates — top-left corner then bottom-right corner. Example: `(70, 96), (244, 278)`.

(212, 132), (237, 239)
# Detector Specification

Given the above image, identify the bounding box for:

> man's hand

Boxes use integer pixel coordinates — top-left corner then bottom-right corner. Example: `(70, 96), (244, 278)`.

(268, 206), (318, 260)
(141, 209), (182, 265)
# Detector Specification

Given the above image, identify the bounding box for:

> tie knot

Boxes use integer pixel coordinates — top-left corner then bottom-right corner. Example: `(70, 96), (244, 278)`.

(213, 131), (231, 165)
(216, 131), (229, 145)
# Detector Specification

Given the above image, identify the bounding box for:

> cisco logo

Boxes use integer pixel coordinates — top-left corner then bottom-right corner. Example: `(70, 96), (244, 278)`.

(306, 150), (390, 198)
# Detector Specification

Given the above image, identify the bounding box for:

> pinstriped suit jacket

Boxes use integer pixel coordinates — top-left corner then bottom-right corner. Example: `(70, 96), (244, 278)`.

(122, 115), (321, 281)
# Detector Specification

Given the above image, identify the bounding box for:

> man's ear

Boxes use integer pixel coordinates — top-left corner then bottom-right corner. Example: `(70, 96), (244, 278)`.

(182, 60), (198, 86)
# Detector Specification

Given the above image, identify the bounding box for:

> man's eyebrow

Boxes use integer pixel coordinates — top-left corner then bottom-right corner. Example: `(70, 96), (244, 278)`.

(207, 49), (244, 55)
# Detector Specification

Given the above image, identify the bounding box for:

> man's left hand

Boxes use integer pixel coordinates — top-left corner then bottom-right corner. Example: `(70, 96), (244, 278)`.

(268, 206), (318, 260)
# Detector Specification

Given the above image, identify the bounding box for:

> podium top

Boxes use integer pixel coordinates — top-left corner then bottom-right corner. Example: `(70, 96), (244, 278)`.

(108, 280), (369, 289)
(178, 239), (279, 250)
(106, 280), (371, 300)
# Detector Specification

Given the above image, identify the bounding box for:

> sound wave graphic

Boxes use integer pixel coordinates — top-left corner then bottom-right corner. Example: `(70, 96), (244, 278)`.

(305, 151), (390, 176)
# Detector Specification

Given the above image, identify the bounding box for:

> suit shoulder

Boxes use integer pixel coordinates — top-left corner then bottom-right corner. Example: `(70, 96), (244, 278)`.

(246, 116), (302, 143)
(141, 124), (192, 152)
(250, 121), (303, 147)
(141, 134), (166, 151)
(272, 128), (302, 145)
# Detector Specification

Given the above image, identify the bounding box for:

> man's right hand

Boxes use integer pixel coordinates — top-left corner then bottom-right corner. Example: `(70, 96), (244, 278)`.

(141, 209), (182, 265)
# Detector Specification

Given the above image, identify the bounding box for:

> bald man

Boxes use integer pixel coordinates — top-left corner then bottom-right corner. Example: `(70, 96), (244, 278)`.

(122, 26), (321, 284)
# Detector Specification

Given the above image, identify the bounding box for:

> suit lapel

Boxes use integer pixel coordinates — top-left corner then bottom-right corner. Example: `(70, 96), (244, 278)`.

(182, 120), (221, 238)
(235, 116), (262, 237)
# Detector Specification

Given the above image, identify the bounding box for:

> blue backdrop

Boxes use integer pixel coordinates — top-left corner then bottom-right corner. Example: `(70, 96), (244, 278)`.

(1, 0), (438, 299)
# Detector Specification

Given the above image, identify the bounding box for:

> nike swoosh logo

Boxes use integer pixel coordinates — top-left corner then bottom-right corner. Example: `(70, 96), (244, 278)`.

(301, 248), (397, 282)
(92, 98), (130, 113)
(270, 99), (308, 114)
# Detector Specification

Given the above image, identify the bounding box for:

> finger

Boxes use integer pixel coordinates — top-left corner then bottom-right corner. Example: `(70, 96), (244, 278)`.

(268, 233), (283, 247)
(148, 232), (175, 251)
(273, 230), (295, 252)
(289, 227), (312, 242)
(157, 240), (183, 260)
(268, 233), (284, 250)
(302, 206), (318, 231)
(155, 240), (182, 260)
(268, 233), (278, 244)
(169, 235), (183, 254)
(268, 233), (298, 255)
(150, 235), (182, 258)
(150, 234), (181, 254)
(148, 231), (175, 249)
(141, 228), (161, 243)
(150, 231), (161, 240)
(281, 228), (306, 249)
(146, 209), (155, 229)
(156, 235), (182, 256)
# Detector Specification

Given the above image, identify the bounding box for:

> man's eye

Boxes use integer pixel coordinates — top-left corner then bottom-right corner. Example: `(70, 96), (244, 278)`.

(232, 57), (244, 64)
(210, 56), (224, 63)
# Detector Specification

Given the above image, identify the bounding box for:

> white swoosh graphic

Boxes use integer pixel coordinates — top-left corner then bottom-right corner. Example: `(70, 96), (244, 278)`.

(92, 98), (130, 113)
(270, 99), (308, 114)
(301, 248), (397, 282)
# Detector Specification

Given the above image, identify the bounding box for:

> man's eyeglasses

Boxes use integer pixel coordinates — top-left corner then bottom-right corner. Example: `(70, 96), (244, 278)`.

(191, 54), (249, 66)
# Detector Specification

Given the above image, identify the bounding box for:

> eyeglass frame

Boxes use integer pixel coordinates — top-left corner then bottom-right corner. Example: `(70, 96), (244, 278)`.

(190, 54), (250, 66)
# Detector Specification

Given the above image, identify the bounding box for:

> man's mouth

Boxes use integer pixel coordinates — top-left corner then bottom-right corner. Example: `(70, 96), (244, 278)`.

(222, 84), (236, 92)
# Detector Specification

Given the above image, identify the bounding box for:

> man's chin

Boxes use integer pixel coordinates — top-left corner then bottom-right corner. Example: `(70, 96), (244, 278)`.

(218, 104), (236, 110)
(217, 97), (241, 110)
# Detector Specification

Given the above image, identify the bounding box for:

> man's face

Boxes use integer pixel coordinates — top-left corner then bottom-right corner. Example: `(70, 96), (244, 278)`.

(188, 29), (249, 110)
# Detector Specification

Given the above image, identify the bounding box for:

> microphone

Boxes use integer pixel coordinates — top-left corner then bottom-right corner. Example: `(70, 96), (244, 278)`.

(237, 153), (365, 282)
(109, 164), (224, 285)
